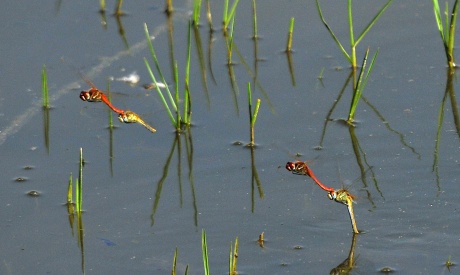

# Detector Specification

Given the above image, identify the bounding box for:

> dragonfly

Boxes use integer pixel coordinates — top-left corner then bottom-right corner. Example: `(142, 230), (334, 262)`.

(78, 75), (157, 134)
(118, 111), (156, 133)
(286, 161), (360, 234)
(79, 82), (125, 115)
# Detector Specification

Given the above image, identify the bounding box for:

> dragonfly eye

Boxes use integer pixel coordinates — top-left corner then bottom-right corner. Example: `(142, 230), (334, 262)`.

(117, 114), (125, 123)
(285, 162), (294, 171)
(327, 192), (336, 200)
(79, 92), (89, 101)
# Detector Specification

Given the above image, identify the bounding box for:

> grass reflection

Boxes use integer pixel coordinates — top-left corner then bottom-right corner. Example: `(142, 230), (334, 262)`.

(150, 129), (197, 227)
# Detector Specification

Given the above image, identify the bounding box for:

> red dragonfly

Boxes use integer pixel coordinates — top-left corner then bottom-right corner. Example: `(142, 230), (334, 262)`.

(286, 161), (359, 234)
(79, 81), (125, 115)
(285, 161), (334, 192)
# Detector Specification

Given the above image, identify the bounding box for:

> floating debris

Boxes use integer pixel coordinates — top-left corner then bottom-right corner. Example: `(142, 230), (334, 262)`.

(27, 190), (40, 197)
(143, 82), (166, 90)
(112, 71), (140, 85)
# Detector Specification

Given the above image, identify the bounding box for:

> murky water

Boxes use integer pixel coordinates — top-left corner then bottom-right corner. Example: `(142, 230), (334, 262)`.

(1, 0), (459, 274)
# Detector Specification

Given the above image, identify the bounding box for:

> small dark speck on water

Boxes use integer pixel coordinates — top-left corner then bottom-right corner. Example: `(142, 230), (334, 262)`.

(23, 166), (34, 170)
(232, 141), (243, 146)
(15, 177), (27, 182)
(293, 245), (303, 250)
(100, 238), (117, 246)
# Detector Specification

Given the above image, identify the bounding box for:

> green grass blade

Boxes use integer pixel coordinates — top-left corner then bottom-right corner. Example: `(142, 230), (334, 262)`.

(75, 178), (80, 213)
(315, 0), (351, 63)
(223, 0), (229, 25)
(41, 65), (49, 109)
(361, 48), (379, 93)
(77, 148), (83, 212)
(348, 0), (355, 47)
(67, 172), (73, 204)
(252, 0), (258, 39)
(144, 58), (177, 127)
(202, 229), (210, 275)
(355, 0), (393, 46)
(224, 0), (239, 29)
(447, 0), (459, 66)
(184, 20), (192, 124)
(144, 23), (177, 111)
(172, 247), (178, 275)
(252, 98), (261, 127)
(286, 17), (295, 52)
(348, 48), (369, 122)
(174, 61), (181, 130)
(193, 0), (202, 25)
(433, 0), (445, 42)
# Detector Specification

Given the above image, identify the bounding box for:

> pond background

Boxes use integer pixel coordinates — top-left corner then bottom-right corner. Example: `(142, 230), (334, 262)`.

(1, 0), (459, 274)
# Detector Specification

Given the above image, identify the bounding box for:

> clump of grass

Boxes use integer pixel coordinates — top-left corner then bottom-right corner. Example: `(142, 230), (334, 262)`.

(66, 148), (84, 213)
(41, 65), (50, 109)
(347, 48), (379, 126)
(444, 255), (455, 272)
(222, 0), (240, 31)
(247, 83), (261, 146)
(144, 23), (192, 131)
(285, 17), (295, 52)
(202, 229), (210, 275)
(316, 0), (392, 69)
(433, 0), (459, 68)
(226, 16), (237, 65)
(229, 237), (238, 275)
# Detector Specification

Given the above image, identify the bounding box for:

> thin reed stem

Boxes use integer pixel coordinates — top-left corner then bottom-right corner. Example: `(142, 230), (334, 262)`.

(67, 173), (73, 204)
(202, 229), (210, 275)
(41, 65), (49, 109)
(286, 17), (295, 52)
(252, 0), (258, 39)
(165, 0), (173, 14)
(76, 148), (83, 213)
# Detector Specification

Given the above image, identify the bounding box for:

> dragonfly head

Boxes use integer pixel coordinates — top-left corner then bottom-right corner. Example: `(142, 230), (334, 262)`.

(327, 191), (336, 201)
(79, 91), (90, 101)
(285, 162), (296, 171)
